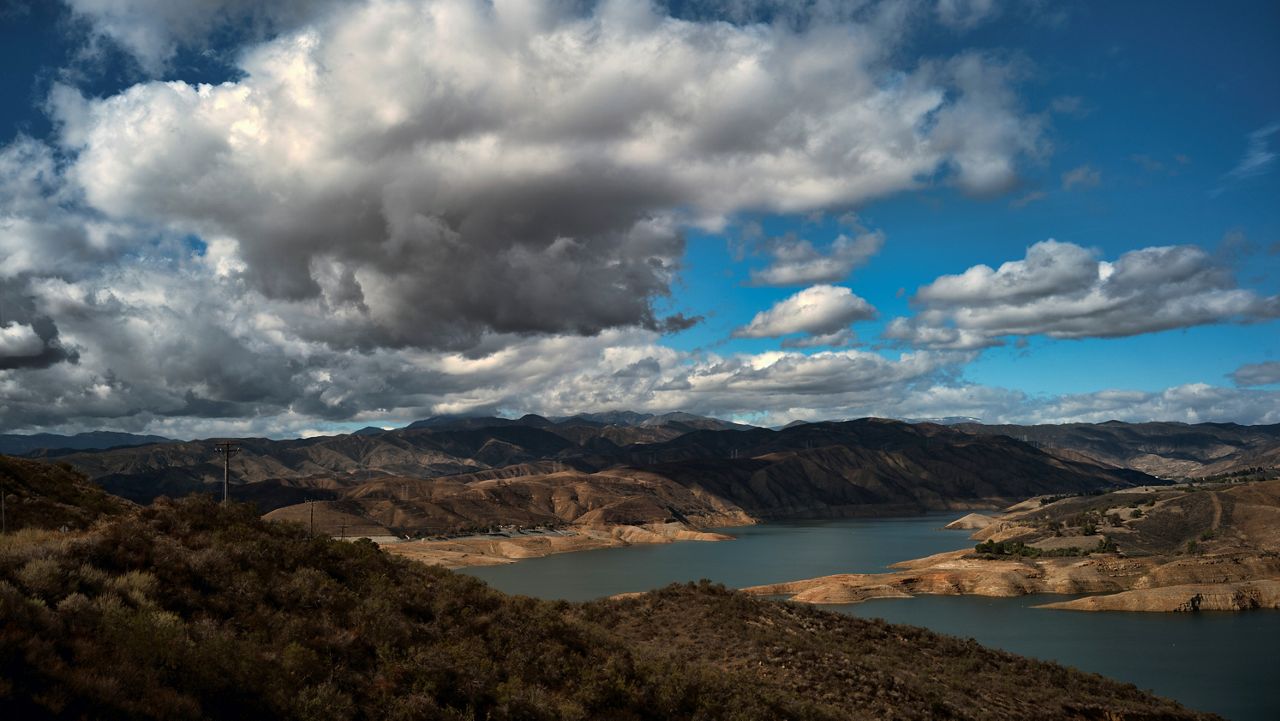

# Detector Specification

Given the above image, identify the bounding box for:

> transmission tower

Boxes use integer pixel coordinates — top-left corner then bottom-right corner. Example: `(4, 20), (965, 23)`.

(213, 441), (240, 505)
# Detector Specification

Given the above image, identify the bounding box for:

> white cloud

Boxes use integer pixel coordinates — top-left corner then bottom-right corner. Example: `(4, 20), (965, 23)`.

(1061, 163), (1099, 190)
(735, 285), (877, 338)
(63, 0), (349, 74)
(886, 239), (1280, 348)
(47, 0), (1044, 351)
(0, 323), (44, 358)
(1224, 123), (1279, 181)
(882, 318), (1001, 350)
(749, 230), (884, 286)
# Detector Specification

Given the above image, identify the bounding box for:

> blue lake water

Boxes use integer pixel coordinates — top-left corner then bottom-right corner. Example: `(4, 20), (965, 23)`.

(463, 515), (1280, 721)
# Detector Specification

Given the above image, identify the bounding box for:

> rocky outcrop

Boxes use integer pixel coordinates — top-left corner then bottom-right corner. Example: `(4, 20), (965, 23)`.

(944, 512), (995, 530)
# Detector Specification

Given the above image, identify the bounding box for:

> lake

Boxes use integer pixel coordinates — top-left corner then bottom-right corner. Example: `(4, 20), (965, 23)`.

(464, 515), (1280, 721)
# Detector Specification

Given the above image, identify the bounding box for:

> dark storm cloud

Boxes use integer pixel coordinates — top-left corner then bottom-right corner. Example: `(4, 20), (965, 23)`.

(0, 316), (77, 370)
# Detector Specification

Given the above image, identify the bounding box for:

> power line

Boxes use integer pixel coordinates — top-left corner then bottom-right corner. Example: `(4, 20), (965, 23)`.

(212, 441), (240, 505)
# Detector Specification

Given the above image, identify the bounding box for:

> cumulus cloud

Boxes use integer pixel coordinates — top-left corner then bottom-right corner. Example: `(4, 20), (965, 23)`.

(885, 239), (1280, 348)
(882, 318), (1000, 350)
(749, 230), (883, 286)
(0, 323), (43, 359)
(46, 0), (1045, 352)
(1, 0), (1055, 434)
(63, 0), (349, 74)
(1230, 361), (1280, 388)
(0, 136), (134, 278)
(2, 247), (1274, 434)
(0, 258), (958, 433)
(734, 285), (876, 339)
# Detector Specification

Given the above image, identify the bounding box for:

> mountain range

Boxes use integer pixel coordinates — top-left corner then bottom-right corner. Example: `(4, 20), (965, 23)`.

(10, 414), (1279, 538)
(35, 415), (1147, 535)
(0, 431), (171, 456)
(953, 421), (1280, 478)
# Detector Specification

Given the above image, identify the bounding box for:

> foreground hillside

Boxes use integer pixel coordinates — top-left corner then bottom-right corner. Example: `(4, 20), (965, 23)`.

(0, 487), (1213, 719)
(749, 480), (1280, 612)
(0, 456), (132, 532)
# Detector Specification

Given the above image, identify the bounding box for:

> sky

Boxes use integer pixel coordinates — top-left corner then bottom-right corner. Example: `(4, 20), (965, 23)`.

(0, 0), (1278, 439)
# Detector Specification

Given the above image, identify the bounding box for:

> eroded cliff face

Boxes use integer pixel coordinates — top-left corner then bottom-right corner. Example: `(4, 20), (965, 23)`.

(746, 480), (1280, 612)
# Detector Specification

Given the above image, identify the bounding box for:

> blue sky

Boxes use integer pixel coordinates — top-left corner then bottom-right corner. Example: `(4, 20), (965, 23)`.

(663, 0), (1280, 392)
(0, 0), (1278, 437)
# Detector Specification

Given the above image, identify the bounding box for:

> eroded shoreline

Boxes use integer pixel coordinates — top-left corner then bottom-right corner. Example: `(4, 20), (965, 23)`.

(383, 520), (740, 568)
(744, 480), (1280, 613)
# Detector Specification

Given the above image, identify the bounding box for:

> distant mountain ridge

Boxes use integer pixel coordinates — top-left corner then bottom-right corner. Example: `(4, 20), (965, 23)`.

(952, 421), (1280, 478)
(34, 414), (1158, 536)
(0, 431), (172, 456)
(27, 415), (1280, 537)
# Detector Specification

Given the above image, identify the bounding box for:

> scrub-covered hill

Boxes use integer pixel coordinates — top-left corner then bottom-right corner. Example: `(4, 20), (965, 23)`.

(0, 487), (1213, 720)
(0, 455), (132, 532)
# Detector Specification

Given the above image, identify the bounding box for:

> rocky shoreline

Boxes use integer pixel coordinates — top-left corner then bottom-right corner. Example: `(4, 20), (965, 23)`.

(742, 548), (1280, 610)
(383, 519), (739, 568)
(746, 480), (1280, 613)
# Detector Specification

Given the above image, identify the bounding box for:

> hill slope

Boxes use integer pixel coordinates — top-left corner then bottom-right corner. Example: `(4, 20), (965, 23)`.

(0, 431), (171, 456)
(954, 421), (1280, 478)
(0, 455), (132, 531)
(0, 489), (1213, 720)
(261, 420), (1157, 540)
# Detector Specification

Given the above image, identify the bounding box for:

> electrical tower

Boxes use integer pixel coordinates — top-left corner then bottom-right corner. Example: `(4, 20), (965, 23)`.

(213, 441), (240, 505)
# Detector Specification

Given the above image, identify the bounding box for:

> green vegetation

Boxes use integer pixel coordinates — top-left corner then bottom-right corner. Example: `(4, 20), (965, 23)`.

(974, 537), (1117, 558)
(1196, 468), (1274, 484)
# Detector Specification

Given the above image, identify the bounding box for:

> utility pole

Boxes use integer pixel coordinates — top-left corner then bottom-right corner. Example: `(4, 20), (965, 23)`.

(309, 499), (315, 538)
(1, 484), (6, 535)
(212, 441), (240, 505)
